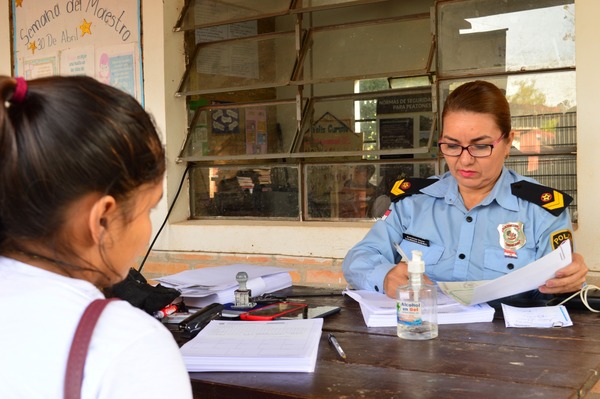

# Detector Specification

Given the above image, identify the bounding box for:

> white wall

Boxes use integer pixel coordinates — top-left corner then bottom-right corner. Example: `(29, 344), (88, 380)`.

(574, 0), (600, 274)
(0, 3), (10, 75)
(0, 1), (597, 273)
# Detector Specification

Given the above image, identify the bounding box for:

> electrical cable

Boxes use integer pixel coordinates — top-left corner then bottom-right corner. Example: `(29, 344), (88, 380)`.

(137, 164), (190, 273)
(550, 283), (600, 313)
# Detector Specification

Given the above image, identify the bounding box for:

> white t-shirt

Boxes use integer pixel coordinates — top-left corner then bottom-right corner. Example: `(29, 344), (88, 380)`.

(0, 256), (192, 399)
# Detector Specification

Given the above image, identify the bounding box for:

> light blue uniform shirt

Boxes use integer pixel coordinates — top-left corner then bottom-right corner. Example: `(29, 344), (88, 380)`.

(342, 167), (573, 295)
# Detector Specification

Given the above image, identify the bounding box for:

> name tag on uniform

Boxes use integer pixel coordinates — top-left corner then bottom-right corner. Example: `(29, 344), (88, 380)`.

(402, 233), (430, 247)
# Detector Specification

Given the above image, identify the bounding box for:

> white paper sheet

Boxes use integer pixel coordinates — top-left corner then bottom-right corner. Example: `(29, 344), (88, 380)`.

(155, 264), (290, 290)
(155, 264), (293, 308)
(438, 240), (572, 306)
(502, 304), (573, 328)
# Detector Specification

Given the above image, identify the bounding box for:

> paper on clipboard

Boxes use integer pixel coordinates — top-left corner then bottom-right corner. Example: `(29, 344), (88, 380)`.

(438, 240), (572, 306)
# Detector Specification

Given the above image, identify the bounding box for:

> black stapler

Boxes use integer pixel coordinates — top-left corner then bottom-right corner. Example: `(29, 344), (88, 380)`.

(179, 303), (224, 339)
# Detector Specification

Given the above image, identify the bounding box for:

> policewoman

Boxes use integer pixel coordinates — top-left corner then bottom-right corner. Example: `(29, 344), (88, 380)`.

(342, 80), (588, 299)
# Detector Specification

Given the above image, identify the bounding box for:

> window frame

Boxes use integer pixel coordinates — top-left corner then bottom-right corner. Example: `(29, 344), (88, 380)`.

(178, 0), (577, 222)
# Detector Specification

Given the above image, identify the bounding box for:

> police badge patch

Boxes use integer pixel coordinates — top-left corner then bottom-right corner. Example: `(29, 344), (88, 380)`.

(550, 229), (573, 250)
(498, 222), (526, 258)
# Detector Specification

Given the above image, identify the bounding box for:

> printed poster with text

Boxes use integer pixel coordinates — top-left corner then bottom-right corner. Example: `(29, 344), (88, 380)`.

(11, 0), (143, 103)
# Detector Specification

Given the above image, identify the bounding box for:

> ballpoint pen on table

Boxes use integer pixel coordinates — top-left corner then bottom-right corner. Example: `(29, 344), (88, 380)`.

(393, 242), (409, 262)
(328, 333), (347, 362)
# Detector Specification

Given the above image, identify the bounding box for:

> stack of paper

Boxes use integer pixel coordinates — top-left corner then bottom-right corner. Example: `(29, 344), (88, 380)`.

(180, 318), (323, 372)
(344, 289), (495, 327)
(155, 264), (292, 308)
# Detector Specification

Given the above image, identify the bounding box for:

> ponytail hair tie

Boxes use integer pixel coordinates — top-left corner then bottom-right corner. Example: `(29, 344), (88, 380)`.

(11, 76), (28, 104)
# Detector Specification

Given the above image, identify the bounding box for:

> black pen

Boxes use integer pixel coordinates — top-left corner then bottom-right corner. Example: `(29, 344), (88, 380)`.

(328, 333), (347, 362)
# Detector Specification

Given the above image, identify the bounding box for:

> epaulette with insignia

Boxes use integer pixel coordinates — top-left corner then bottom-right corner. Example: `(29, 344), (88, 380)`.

(389, 178), (436, 202)
(511, 180), (573, 216)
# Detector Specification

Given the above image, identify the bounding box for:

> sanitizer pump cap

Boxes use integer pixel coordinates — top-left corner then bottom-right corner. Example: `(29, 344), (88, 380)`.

(408, 250), (425, 274)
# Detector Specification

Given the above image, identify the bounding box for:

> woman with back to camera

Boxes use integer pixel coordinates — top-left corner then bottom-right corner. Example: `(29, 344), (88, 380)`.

(342, 80), (587, 299)
(0, 76), (192, 398)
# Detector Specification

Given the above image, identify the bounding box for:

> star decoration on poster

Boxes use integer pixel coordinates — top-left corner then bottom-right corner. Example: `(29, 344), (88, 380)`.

(80, 18), (92, 37)
(15, 0), (24, 7)
(27, 41), (36, 54)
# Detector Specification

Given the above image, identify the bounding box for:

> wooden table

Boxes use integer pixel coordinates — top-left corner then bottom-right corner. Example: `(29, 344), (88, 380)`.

(170, 287), (600, 399)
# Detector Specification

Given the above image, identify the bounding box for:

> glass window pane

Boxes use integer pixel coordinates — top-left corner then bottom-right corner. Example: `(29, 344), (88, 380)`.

(437, 0), (575, 76)
(179, 32), (296, 96)
(291, 0), (388, 13)
(190, 165), (300, 219)
(438, 72), (576, 154)
(300, 99), (362, 154)
(175, 0), (290, 31)
(298, 17), (432, 85)
(297, 88), (434, 157)
(304, 161), (437, 220)
(505, 155), (577, 222)
(181, 101), (298, 160)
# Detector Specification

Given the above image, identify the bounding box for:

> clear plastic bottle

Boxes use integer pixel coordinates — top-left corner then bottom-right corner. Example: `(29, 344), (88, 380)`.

(397, 250), (438, 340)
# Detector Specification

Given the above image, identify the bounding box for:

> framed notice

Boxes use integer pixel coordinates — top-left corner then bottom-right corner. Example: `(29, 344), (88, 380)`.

(11, 0), (144, 104)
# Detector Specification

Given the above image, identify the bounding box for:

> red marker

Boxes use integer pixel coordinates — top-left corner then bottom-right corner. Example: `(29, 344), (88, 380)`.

(154, 303), (179, 319)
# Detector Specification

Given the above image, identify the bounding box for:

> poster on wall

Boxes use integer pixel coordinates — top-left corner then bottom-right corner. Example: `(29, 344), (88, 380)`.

(245, 107), (267, 154)
(11, 0), (144, 104)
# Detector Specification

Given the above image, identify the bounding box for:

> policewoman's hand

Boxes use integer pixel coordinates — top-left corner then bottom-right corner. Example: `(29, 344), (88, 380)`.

(383, 262), (434, 299)
(539, 252), (588, 294)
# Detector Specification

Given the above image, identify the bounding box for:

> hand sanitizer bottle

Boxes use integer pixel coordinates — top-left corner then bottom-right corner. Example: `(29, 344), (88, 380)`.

(397, 250), (438, 340)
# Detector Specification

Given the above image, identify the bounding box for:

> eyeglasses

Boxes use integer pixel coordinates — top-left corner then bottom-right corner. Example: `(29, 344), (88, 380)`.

(437, 136), (505, 158)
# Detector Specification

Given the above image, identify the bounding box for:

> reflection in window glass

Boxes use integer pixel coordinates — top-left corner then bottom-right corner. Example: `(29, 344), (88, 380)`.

(305, 162), (437, 220)
(354, 80), (435, 161)
(437, 0), (574, 75)
(439, 72), (576, 152)
(182, 102), (297, 159)
(189, 165), (300, 219)
(299, 17), (431, 84)
(505, 155), (577, 222)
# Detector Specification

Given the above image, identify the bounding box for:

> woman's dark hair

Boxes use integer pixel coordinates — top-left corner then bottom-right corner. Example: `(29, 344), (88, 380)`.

(441, 80), (512, 138)
(0, 75), (165, 259)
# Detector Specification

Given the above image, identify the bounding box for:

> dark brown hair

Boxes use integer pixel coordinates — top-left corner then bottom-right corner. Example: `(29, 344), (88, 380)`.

(441, 80), (512, 138)
(0, 75), (165, 263)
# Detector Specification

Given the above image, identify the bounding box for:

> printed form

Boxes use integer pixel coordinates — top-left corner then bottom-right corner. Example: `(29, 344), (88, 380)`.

(180, 318), (323, 372)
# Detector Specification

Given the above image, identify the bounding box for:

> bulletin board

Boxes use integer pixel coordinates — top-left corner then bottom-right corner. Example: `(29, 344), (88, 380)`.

(11, 0), (144, 104)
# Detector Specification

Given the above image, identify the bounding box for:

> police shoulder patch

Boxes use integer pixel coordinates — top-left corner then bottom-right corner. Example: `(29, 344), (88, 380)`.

(550, 229), (573, 250)
(390, 178), (436, 202)
(511, 180), (573, 216)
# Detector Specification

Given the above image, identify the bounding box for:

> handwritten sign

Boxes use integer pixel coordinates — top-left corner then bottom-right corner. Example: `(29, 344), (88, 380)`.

(303, 112), (361, 152)
(12, 0), (142, 102)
